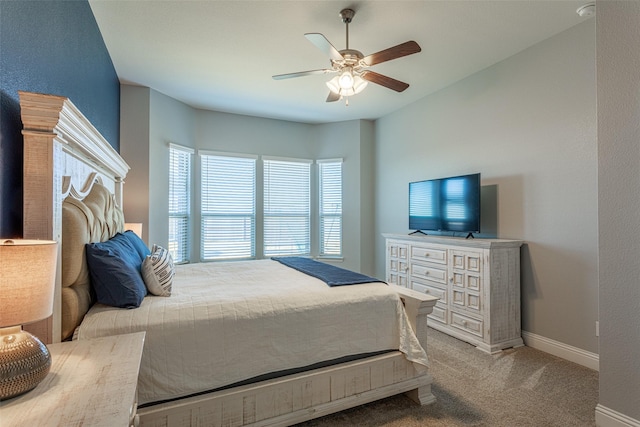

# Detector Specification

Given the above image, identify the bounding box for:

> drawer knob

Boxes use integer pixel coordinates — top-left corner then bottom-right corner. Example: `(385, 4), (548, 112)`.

(425, 253), (430, 257)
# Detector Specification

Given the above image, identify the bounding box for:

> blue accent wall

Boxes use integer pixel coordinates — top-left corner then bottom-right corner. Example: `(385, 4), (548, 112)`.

(0, 0), (120, 237)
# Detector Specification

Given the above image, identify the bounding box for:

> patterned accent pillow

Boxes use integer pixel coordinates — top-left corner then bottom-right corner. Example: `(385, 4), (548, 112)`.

(141, 244), (175, 297)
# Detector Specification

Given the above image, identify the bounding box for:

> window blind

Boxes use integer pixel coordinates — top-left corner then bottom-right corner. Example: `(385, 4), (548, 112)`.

(263, 158), (311, 257)
(200, 153), (256, 260)
(318, 160), (343, 256)
(168, 145), (192, 263)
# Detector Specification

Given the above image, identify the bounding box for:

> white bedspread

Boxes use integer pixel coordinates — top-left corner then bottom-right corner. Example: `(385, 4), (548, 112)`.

(76, 260), (428, 405)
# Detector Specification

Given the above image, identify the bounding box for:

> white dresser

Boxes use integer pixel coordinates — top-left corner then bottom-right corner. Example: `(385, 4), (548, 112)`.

(384, 233), (523, 353)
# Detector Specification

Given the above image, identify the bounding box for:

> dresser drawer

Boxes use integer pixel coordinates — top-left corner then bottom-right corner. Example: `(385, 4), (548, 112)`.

(411, 246), (447, 264)
(411, 280), (447, 303)
(450, 311), (484, 338)
(411, 262), (447, 284)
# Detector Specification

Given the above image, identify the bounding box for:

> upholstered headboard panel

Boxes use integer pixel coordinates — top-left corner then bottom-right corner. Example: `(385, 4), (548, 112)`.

(61, 182), (125, 339)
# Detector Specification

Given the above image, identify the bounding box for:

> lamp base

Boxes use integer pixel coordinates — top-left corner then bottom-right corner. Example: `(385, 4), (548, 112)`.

(0, 326), (51, 400)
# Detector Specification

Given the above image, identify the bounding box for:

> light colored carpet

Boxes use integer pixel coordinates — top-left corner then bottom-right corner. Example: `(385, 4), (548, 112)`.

(297, 328), (598, 426)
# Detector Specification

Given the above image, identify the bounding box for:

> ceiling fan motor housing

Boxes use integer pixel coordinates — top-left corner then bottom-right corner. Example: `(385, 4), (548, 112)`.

(333, 49), (365, 69)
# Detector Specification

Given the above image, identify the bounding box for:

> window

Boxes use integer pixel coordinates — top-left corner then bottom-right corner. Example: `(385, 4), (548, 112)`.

(168, 144), (193, 263)
(200, 152), (256, 260)
(263, 157), (311, 256)
(318, 159), (343, 257)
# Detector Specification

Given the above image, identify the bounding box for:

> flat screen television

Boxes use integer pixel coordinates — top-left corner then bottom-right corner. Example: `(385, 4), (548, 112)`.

(409, 173), (481, 236)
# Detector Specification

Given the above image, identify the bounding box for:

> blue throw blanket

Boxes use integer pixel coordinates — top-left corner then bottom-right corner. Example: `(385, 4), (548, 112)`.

(272, 256), (385, 287)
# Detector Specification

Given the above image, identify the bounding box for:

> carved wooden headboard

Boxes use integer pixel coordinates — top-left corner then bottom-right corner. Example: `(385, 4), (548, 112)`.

(20, 91), (130, 343)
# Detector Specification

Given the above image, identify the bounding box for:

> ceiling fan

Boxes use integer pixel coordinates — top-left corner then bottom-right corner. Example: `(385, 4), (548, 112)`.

(272, 8), (421, 104)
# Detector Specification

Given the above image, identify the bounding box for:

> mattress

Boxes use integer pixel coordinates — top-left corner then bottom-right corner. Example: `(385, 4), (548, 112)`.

(75, 259), (428, 405)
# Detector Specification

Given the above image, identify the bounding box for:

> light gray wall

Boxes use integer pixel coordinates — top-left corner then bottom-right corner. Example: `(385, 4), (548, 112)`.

(374, 21), (598, 353)
(120, 85), (196, 248)
(148, 89), (196, 250)
(120, 85), (150, 240)
(596, 1), (640, 422)
(359, 121), (376, 276)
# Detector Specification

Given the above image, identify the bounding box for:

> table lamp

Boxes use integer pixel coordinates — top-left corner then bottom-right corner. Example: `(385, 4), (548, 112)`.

(0, 239), (57, 400)
(124, 222), (143, 239)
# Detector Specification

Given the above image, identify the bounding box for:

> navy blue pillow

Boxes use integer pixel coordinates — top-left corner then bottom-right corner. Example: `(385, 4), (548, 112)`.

(122, 230), (151, 261)
(86, 233), (147, 308)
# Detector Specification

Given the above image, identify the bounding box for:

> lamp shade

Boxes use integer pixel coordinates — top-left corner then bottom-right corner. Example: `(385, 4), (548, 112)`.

(0, 240), (57, 328)
(124, 222), (143, 239)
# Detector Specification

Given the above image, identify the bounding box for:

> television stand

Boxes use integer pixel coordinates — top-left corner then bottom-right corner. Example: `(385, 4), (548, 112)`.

(465, 233), (475, 239)
(409, 230), (428, 236)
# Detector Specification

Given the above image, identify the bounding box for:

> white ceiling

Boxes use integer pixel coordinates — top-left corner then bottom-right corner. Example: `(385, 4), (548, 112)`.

(89, 1), (592, 124)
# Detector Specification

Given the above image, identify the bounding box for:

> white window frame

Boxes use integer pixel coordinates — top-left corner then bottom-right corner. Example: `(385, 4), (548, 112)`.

(317, 159), (343, 258)
(168, 143), (194, 264)
(199, 150), (257, 261)
(263, 156), (312, 257)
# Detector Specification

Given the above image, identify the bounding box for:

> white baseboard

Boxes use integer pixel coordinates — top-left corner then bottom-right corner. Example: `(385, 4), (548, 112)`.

(596, 404), (640, 427)
(522, 330), (599, 371)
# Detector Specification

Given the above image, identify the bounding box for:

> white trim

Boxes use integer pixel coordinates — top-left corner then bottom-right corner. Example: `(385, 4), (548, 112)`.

(522, 330), (599, 371)
(198, 149), (258, 159)
(168, 143), (194, 154)
(317, 158), (343, 164)
(263, 155), (312, 164)
(596, 404), (640, 427)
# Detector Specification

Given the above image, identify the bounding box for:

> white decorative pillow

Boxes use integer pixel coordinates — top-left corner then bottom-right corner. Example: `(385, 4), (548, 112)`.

(141, 244), (175, 297)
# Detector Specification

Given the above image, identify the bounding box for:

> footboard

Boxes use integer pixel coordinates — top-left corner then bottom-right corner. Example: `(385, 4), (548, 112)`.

(393, 285), (439, 405)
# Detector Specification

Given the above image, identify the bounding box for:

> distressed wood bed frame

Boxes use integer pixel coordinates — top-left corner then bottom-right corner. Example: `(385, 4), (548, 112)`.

(20, 91), (438, 427)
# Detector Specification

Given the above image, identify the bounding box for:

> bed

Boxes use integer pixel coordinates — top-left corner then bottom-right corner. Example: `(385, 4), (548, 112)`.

(20, 91), (438, 426)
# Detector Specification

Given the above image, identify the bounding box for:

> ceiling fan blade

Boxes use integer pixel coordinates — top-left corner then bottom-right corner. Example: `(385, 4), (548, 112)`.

(362, 41), (421, 66)
(305, 33), (344, 61)
(326, 92), (341, 102)
(362, 71), (410, 92)
(272, 69), (330, 80)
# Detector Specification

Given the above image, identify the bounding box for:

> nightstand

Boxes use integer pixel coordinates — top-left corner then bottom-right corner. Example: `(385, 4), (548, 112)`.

(1, 332), (145, 427)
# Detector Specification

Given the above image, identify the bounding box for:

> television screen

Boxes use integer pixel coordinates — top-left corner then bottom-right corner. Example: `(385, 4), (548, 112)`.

(409, 173), (480, 234)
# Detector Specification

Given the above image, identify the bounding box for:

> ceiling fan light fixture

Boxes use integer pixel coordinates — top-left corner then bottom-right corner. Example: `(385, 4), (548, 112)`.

(326, 76), (342, 94)
(326, 73), (368, 97)
(338, 69), (355, 89)
(352, 75), (368, 94)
